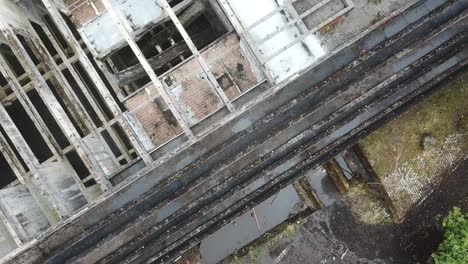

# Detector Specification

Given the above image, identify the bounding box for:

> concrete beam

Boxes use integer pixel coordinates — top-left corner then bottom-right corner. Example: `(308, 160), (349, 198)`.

(25, 28), (121, 177)
(0, 52), (63, 162)
(159, 0), (234, 112)
(40, 0), (154, 165)
(35, 22), (132, 166)
(100, 0), (196, 140)
(0, 101), (64, 223)
(0, 208), (22, 247)
(0, 216), (18, 259)
(0, 25), (113, 192)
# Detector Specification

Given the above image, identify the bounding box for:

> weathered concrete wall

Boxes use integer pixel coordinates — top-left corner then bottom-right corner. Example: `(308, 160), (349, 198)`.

(0, 220), (17, 259)
(0, 185), (50, 241)
(0, 0), (30, 31)
(2, 0), (457, 262)
(37, 161), (88, 213)
(82, 135), (119, 177)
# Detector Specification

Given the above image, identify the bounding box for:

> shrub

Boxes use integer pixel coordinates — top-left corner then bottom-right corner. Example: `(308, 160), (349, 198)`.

(432, 207), (468, 264)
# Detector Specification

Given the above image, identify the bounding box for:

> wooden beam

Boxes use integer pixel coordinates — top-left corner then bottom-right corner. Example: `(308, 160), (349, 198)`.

(41, 0), (154, 164)
(116, 29), (212, 86)
(100, 0), (195, 140)
(159, 0), (234, 112)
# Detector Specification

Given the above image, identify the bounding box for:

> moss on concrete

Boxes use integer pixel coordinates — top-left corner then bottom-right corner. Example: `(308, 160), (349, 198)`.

(225, 210), (311, 264)
(360, 71), (468, 216)
(360, 72), (468, 179)
(344, 181), (392, 225)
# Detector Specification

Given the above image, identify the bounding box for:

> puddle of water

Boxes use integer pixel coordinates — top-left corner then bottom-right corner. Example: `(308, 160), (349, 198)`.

(306, 167), (340, 207)
(199, 184), (304, 264)
(335, 154), (353, 180)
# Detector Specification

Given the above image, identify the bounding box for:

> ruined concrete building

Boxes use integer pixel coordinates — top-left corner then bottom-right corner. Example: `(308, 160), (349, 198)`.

(0, 0), (466, 263)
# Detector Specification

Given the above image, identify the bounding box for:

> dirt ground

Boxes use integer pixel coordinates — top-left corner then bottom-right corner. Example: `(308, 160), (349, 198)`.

(226, 159), (468, 264)
(239, 156), (468, 264)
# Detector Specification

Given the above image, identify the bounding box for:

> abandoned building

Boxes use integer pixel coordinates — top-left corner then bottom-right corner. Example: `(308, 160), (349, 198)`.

(0, 0), (466, 263)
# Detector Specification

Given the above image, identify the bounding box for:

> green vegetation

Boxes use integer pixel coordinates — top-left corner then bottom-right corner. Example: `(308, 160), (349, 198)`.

(432, 207), (468, 264)
(345, 181), (392, 224)
(360, 72), (468, 179)
(226, 211), (310, 263)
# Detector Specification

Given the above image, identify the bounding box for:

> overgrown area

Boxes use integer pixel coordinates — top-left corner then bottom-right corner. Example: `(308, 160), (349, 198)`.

(361, 72), (468, 178)
(360, 72), (468, 216)
(432, 207), (468, 264)
(344, 181), (392, 225)
(225, 210), (311, 264)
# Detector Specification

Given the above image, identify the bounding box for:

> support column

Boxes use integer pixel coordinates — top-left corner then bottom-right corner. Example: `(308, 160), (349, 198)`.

(41, 0), (155, 163)
(159, 0), (235, 112)
(99, 0), (195, 141)
(0, 26), (113, 192)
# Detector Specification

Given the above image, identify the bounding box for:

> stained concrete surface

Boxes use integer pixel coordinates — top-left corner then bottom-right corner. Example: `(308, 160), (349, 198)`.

(306, 0), (412, 52)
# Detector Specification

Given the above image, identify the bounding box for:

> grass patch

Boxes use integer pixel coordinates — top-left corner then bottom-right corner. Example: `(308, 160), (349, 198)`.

(345, 181), (392, 224)
(360, 71), (468, 179)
